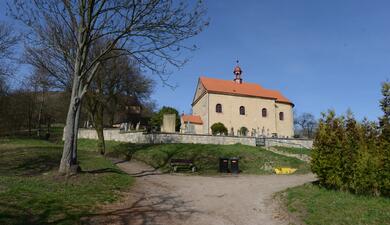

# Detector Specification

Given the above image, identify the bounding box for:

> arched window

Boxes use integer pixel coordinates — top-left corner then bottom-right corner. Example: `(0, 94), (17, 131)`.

(279, 112), (284, 121)
(262, 108), (267, 117)
(216, 104), (222, 113)
(239, 106), (245, 115)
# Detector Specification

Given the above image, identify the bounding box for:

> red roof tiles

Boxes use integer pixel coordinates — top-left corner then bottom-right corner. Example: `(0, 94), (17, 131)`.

(198, 76), (293, 105)
(181, 114), (203, 125)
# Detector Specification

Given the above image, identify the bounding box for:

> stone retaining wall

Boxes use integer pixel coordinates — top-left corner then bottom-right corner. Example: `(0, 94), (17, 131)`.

(77, 129), (256, 146)
(77, 128), (313, 148)
(264, 138), (313, 149)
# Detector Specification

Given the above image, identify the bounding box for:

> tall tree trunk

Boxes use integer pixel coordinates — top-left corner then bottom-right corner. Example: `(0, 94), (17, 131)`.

(46, 116), (51, 140)
(94, 103), (105, 155)
(59, 75), (82, 175)
(37, 90), (45, 137)
(96, 126), (105, 155)
(97, 132), (105, 155)
(59, 25), (91, 175)
(28, 110), (32, 136)
(72, 101), (81, 163)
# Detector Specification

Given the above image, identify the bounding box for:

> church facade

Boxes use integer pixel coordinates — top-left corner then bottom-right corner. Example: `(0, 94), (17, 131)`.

(181, 65), (294, 138)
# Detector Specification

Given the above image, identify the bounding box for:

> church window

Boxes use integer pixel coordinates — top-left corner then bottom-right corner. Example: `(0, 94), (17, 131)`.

(239, 106), (245, 115)
(262, 108), (267, 117)
(279, 112), (284, 121)
(216, 104), (222, 113)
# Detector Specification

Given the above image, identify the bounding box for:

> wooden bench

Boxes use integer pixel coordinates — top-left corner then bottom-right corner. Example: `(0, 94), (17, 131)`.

(170, 159), (197, 173)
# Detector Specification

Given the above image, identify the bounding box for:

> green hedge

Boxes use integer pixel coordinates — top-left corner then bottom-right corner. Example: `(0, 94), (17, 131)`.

(312, 110), (390, 196)
(312, 82), (390, 196)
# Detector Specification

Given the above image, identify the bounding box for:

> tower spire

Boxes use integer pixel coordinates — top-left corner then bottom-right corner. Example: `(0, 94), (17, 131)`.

(233, 60), (243, 84)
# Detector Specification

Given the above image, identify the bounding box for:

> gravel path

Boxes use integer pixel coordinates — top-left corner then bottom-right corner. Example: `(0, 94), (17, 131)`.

(84, 160), (316, 225)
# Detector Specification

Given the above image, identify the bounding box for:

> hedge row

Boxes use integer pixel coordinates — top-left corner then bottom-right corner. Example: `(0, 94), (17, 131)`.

(312, 82), (390, 197)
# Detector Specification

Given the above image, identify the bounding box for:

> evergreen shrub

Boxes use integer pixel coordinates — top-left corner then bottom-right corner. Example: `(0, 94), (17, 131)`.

(312, 82), (390, 196)
(211, 122), (228, 135)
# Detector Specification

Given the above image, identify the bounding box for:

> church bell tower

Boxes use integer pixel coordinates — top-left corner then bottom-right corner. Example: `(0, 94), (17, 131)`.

(233, 60), (243, 84)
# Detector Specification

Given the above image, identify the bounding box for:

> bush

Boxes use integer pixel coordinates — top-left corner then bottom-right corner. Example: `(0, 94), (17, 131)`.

(312, 82), (390, 196)
(210, 122), (227, 135)
(312, 110), (388, 196)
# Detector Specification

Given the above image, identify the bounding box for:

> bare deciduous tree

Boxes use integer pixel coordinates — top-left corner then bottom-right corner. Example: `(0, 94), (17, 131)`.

(29, 67), (56, 137)
(85, 53), (154, 155)
(0, 22), (18, 78)
(294, 112), (317, 138)
(0, 21), (18, 135)
(9, 0), (208, 175)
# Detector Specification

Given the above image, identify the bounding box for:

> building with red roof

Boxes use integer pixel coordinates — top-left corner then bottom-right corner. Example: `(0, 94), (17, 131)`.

(181, 64), (294, 137)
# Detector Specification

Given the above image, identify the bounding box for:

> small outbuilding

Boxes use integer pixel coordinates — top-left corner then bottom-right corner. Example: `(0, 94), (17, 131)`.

(180, 114), (203, 134)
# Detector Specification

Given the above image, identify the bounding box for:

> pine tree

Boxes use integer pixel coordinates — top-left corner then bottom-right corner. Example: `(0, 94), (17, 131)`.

(311, 110), (345, 189)
(379, 81), (390, 196)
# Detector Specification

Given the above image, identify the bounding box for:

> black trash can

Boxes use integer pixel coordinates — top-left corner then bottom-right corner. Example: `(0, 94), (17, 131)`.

(230, 157), (239, 174)
(219, 157), (229, 173)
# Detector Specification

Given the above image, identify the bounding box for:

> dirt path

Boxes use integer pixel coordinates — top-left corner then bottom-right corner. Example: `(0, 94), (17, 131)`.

(84, 160), (316, 225)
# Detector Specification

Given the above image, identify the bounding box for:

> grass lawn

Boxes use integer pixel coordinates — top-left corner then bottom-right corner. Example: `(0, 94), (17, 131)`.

(274, 146), (312, 156)
(0, 131), (310, 224)
(0, 138), (134, 225)
(280, 184), (390, 225)
(105, 142), (311, 174)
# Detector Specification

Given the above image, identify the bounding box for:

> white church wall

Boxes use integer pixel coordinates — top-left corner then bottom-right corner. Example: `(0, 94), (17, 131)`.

(207, 93), (280, 136)
(192, 92), (209, 134)
(275, 102), (294, 138)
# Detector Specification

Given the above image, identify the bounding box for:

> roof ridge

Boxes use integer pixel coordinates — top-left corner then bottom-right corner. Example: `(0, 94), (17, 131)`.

(198, 76), (293, 105)
(200, 76), (262, 86)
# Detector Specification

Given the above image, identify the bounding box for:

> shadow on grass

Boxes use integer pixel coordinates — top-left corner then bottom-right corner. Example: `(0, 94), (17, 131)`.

(0, 200), (92, 225)
(0, 146), (62, 176)
(110, 143), (221, 174)
(0, 127), (65, 144)
(126, 168), (163, 178)
(110, 159), (164, 177)
(81, 167), (126, 175)
(82, 190), (201, 225)
(0, 144), (130, 177)
(107, 143), (177, 173)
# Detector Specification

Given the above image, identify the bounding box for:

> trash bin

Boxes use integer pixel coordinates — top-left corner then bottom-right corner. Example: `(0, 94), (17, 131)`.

(219, 157), (229, 173)
(230, 157), (239, 174)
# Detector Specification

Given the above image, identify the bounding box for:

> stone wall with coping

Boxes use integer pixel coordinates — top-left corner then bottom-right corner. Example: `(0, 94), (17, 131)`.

(77, 128), (313, 148)
(264, 138), (313, 149)
(77, 128), (256, 146)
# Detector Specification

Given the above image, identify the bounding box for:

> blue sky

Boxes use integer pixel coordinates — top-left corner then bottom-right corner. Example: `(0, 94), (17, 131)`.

(1, 0), (390, 120)
(152, 0), (390, 120)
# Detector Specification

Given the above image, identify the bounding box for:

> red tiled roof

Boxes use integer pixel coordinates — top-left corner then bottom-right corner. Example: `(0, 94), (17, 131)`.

(199, 76), (293, 105)
(181, 114), (203, 125)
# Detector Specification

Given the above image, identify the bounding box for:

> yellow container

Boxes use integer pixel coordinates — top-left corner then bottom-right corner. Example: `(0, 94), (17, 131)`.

(274, 167), (297, 174)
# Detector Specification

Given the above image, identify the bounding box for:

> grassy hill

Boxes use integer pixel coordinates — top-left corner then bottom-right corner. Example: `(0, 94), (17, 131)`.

(274, 146), (312, 156)
(0, 134), (310, 224)
(105, 142), (311, 174)
(0, 138), (134, 225)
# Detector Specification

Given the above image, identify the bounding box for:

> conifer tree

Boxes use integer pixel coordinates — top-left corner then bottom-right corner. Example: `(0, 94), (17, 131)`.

(379, 81), (390, 196)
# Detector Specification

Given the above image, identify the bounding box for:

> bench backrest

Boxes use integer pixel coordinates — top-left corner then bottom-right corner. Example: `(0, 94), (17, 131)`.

(170, 159), (193, 164)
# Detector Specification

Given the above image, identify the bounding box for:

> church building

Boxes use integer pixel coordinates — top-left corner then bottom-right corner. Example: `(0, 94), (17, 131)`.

(181, 64), (294, 138)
